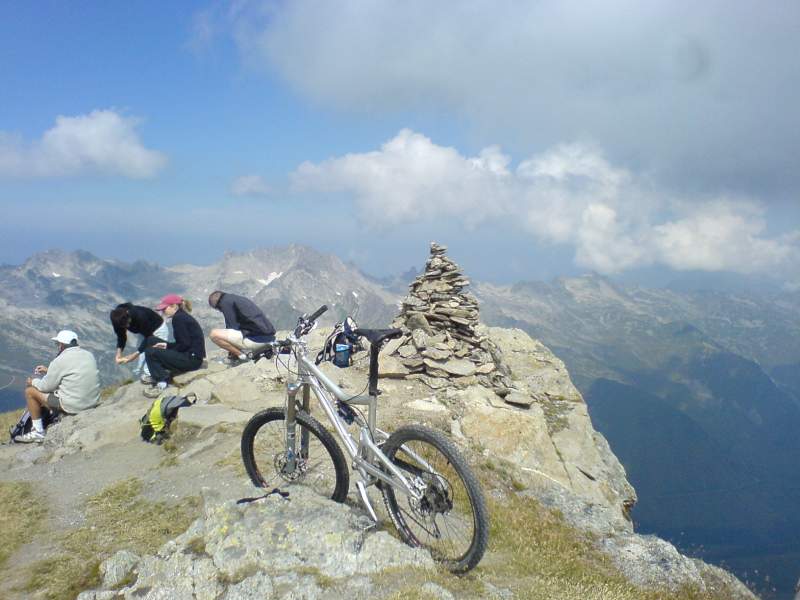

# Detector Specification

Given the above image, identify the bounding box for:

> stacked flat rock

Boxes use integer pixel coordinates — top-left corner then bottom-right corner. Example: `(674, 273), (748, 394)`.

(386, 242), (514, 396)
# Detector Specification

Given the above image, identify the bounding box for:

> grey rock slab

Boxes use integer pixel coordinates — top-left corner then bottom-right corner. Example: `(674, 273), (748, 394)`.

(598, 534), (756, 598)
(405, 398), (448, 413)
(398, 344), (417, 358)
(423, 358), (476, 377)
(202, 488), (434, 580)
(210, 376), (262, 411)
(76, 592), (119, 600)
(421, 348), (451, 361)
(460, 392), (572, 490)
(407, 314), (433, 335)
(131, 552), (222, 599)
(100, 549), (140, 589)
(550, 402), (636, 525)
(378, 355), (409, 378)
(272, 573), (322, 599)
(380, 335), (406, 357)
(178, 405), (251, 430)
(180, 377), (214, 405)
(407, 374), (449, 389)
(172, 364), (223, 386)
(411, 328), (429, 349)
(221, 572), (274, 600)
(504, 391), (534, 408)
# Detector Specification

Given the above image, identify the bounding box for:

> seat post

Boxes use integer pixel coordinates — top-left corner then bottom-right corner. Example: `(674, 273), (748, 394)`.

(368, 343), (380, 397)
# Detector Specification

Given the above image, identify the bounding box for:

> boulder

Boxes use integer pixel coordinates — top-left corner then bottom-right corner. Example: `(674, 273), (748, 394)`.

(378, 355), (410, 378)
(411, 329), (429, 350)
(459, 389), (571, 490)
(504, 391), (534, 408)
(406, 313), (433, 335)
(100, 550), (140, 589)
(421, 347), (451, 361)
(380, 335), (407, 357)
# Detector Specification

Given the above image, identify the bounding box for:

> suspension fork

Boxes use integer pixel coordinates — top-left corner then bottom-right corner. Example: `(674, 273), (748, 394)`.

(284, 381), (300, 472)
(283, 374), (313, 473)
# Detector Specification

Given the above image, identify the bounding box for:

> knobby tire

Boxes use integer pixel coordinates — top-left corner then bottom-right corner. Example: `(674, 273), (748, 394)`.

(380, 424), (489, 572)
(241, 407), (349, 503)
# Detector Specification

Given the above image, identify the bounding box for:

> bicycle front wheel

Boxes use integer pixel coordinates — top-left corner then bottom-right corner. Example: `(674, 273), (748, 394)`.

(241, 407), (349, 502)
(380, 425), (489, 573)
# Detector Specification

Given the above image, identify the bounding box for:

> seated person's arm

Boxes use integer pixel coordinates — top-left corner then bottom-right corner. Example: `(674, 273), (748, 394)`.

(167, 318), (191, 352)
(114, 325), (127, 363)
(32, 360), (63, 393)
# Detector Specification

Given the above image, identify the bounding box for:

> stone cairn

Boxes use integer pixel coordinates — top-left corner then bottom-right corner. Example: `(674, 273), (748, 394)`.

(383, 242), (514, 395)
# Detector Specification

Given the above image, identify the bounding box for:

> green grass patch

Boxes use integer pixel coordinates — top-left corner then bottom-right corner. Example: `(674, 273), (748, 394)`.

(0, 482), (46, 568)
(373, 459), (743, 600)
(22, 478), (201, 600)
(0, 407), (23, 435)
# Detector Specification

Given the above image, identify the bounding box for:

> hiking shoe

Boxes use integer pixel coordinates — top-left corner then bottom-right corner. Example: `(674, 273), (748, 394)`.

(218, 354), (247, 366)
(143, 386), (162, 399)
(14, 430), (45, 444)
(140, 374), (155, 385)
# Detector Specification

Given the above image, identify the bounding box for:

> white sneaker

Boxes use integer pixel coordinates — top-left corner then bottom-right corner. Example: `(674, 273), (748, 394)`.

(140, 374), (155, 385)
(14, 429), (45, 444)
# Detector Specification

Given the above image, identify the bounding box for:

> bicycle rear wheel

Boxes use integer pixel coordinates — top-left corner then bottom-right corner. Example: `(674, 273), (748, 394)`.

(241, 407), (349, 502)
(380, 424), (489, 572)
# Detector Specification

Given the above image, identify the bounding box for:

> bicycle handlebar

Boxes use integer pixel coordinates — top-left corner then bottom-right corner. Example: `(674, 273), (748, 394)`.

(306, 304), (328, 322)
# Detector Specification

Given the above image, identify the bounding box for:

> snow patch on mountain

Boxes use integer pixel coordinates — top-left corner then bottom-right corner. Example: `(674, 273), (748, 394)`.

(257, 271), (283, 287)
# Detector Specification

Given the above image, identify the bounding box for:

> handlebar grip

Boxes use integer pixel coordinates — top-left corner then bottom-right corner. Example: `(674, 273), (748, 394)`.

(307, 304), (328, 322)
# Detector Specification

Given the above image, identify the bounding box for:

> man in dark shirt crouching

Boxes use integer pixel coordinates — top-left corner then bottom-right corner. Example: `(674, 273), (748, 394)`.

(208, 291), (276, 364)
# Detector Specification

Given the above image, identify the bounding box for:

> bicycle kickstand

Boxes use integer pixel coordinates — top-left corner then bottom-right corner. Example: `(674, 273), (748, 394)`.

(355, 480), (379, 527)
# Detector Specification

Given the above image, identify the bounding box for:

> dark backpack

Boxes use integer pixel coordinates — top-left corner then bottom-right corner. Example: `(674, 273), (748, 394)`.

(9, 407), (61, 442)
(315, 317), (362, 368)
(139, 393), (196, 444)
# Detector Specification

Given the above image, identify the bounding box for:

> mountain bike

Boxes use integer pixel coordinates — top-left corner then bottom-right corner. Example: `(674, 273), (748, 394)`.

(240, 305), (489, 572)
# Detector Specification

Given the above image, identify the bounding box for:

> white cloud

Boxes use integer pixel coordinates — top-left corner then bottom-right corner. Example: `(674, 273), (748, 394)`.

(226, 1), (800, 196)
(0, 109), (166, 178)
(652, 202), (798, 273)
(231, 174), (271, 197)
(291, 129), (800, 275)
(292, 129), (512, 226)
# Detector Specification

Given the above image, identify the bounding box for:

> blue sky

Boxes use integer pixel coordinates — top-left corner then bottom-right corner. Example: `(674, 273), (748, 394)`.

(1, 1), (799, 285)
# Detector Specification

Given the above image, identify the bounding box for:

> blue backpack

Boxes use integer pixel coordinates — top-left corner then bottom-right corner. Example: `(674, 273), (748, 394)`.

(316, 317), (362, 368)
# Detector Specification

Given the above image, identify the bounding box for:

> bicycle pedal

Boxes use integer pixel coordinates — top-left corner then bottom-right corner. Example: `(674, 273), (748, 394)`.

(356, 481), (379, 525)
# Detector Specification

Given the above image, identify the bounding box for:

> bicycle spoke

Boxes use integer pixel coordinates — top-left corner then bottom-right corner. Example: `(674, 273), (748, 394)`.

(386, 438), (478, 563)
(244, 409), (347, 501)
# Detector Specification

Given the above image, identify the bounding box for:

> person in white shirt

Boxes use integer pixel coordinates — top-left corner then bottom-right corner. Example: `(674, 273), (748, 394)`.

(15, 330), (101, 444)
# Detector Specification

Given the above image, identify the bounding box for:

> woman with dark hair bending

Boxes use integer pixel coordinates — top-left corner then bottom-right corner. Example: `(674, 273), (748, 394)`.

(110, 302), (169, 380)
(143, 294), (205, 398)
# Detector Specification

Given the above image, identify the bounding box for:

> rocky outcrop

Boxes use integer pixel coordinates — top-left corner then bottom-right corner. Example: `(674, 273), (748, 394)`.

(77, 487), (433, 600)
(0, 321), (754, 599)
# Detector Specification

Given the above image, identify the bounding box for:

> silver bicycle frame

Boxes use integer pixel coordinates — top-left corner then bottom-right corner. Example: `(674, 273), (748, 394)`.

(283, 344), (424, 501)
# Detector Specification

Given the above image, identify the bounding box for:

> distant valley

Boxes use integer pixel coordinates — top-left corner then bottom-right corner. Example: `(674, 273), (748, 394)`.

(1, 246), (798, 597)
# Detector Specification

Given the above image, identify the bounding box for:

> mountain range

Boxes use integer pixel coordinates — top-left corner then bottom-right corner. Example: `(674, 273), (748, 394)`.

(1, 246), (798, 597)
